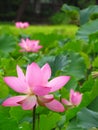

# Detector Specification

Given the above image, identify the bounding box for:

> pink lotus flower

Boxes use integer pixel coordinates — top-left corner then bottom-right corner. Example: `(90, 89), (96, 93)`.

(19, 38), (43, 52)
(2, 62), (70, 112)
(62, 89), (82, 106)
(15, 22), (29, 28)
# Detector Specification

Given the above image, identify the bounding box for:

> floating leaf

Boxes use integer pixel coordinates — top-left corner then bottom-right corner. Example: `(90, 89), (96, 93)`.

(77, 108), (98, 129)
(0, 34), (16, 55)
(80, 5), (98, 25)
(76, 19), (98, 41)
(39, 112), (61, 130)
(64, 52), (86, 80)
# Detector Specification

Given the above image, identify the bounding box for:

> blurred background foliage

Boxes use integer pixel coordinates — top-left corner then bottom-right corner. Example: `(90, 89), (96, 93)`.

(0, 0), (97, 24)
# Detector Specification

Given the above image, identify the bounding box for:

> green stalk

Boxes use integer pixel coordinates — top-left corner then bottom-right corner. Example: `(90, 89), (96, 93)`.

(32, 105), (36, 130)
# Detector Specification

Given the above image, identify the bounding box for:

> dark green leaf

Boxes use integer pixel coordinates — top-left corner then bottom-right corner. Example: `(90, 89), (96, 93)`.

(0, 34), (16, 55)
(80, 5), (98, 25)
(76, 19), (98, 41)
(77, 108), (98, 129)
(64, 52), (86, 80)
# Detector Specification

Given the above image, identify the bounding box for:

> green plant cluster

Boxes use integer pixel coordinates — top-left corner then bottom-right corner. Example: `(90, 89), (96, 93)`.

(50, 4), (98, 25)
(50, 4), (80, 25)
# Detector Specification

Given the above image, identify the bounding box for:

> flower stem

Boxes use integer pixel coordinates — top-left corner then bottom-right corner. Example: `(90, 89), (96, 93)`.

(32, 105), (36, 130)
